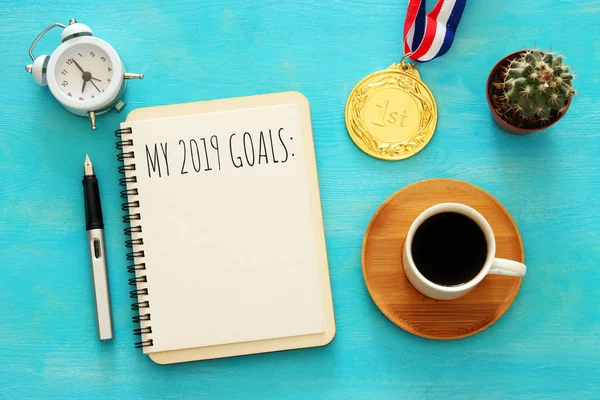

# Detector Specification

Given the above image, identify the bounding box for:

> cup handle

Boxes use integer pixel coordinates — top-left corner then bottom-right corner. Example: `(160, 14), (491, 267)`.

(489, 258), (527, 277)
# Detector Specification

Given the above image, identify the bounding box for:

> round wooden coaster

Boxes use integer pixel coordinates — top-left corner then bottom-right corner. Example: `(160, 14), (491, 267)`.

(362, 179), (524, 339)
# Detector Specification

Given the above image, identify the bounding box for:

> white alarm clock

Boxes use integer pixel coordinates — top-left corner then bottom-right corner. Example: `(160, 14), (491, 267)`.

(25, 19), (143, 130)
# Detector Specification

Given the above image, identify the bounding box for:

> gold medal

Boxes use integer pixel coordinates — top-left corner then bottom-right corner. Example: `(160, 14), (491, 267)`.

(345, 61), (437, 160)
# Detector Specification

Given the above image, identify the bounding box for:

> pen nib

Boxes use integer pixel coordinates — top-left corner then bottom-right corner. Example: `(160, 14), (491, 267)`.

(84, 154), (94, 176)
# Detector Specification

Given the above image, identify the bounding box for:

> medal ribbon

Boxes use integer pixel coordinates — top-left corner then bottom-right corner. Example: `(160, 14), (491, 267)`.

(403, 0), (467, 62)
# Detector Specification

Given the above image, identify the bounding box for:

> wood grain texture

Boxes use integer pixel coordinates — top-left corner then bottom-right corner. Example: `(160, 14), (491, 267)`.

(363, 179), (523, 339)
(1, 0), (599, 399)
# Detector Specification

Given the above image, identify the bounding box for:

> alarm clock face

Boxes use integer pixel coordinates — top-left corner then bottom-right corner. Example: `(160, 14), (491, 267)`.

(46, 36), (124, 115)
(54, 44), (114, 101)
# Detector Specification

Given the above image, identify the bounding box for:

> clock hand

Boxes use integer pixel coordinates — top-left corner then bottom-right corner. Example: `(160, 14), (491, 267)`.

(73, 58), (89, 95)
(90, 79), (101, 92)
(71, 58), (86, 74)
(90, 77), (102, 82)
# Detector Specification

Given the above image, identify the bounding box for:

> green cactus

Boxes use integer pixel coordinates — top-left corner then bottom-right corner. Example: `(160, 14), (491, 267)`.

(499, 50), (575, 123)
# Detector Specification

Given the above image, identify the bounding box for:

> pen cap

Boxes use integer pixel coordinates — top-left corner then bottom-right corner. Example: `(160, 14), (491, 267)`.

(83, 175), (104, 230)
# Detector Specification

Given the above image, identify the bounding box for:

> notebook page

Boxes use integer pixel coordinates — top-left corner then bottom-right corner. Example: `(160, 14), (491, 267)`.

(126, 102), (325, 353)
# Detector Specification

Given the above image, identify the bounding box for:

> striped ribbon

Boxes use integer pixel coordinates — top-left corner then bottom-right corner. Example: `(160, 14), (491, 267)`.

(403, 0), (467, 62)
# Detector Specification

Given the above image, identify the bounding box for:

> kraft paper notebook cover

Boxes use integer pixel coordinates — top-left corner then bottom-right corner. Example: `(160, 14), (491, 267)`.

(116, 92), (335, 364)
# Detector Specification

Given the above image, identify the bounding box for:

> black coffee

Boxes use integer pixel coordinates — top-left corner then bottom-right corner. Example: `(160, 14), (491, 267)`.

(411, 212), (488, 286)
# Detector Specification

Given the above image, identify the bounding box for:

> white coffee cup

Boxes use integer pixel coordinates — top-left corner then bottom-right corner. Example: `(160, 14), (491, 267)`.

(403, 203), (526, 300)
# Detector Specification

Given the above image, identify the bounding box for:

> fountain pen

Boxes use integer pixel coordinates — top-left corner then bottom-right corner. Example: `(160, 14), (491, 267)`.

(83, 154), (114, 340)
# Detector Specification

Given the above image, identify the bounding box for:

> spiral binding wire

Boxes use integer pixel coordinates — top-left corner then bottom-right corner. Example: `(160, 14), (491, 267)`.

(116, 127), (154, 349)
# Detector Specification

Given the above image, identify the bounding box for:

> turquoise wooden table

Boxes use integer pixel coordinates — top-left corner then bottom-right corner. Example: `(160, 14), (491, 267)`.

(1, 1), (599, 398)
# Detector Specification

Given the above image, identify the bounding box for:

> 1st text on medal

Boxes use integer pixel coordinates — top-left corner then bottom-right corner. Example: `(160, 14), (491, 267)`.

(363, 87), (421, 143)
(372, 100), (408, 128)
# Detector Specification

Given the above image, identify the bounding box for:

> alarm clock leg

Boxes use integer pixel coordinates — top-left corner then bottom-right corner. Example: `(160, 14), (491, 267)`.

(124, 73), (144, 80)
(88, 111), (97, 131)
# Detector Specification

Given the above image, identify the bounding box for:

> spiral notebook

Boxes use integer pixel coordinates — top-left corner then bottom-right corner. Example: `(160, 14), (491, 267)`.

(116, 92), (335, 364)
